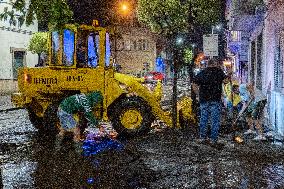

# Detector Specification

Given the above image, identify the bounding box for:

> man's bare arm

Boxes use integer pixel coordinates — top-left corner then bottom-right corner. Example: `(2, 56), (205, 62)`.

(191, 83), (199, 96)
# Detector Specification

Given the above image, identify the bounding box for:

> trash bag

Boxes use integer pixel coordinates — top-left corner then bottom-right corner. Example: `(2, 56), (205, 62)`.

(82, 138), (124, 157)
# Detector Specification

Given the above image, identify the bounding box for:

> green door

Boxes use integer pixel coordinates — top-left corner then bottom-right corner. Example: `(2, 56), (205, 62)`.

(13, 51), (25, 79)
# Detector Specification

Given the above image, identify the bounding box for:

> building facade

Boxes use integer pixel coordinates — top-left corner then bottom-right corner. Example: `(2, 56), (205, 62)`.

(115, 26), (157, 76)
(227, 0), (284, 136)
(262, 0), (284, 136)
(226, 0), (264, 83)
(0, 2), (38, 94)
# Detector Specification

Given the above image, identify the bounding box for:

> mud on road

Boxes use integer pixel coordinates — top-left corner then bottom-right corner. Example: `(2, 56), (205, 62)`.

(1, 109), (284, 188)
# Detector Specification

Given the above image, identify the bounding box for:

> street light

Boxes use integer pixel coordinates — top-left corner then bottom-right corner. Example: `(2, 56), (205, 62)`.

(176, 37), (183, 45)
(121, 4), (128, 11)
(119, 1), (130, 16)
(113, 1), (131, 68)
(211, 24), (222, 34)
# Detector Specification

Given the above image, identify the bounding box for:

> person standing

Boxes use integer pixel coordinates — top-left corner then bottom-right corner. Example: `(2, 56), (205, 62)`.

(192, 58), (226, 145)
(76, 44), (88, 68)
(223, 77), (241, 120)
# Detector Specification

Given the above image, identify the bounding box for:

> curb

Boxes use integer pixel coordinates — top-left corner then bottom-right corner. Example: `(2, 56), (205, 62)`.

(0, 107), (24, 113)
(0, 95), (15, 112)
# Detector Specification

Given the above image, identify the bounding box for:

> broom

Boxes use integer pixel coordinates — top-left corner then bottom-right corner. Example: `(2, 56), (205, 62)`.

(231, 98), (254, 143)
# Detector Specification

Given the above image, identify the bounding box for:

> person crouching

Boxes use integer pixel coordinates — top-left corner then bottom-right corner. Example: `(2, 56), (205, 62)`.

(57, 91), (104, 143)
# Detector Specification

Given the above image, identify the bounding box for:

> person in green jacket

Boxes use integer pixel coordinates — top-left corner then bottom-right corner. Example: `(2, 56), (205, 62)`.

(57, 91), (104, 142)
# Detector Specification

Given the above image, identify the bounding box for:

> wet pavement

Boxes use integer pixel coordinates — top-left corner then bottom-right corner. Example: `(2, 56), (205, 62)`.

(1, 82), (284, 189)
(1, 108), (284, 188)
(0, 95), (14, 111)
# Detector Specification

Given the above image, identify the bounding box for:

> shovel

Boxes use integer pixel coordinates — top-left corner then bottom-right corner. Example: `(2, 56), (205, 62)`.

(231, 98), (254, 143)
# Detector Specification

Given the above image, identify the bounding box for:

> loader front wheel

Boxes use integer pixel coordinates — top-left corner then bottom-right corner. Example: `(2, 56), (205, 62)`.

(110, 97), (154, 137)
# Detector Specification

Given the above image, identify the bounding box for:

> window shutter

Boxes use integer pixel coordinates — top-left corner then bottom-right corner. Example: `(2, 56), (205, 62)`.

(280, 31), (284, 88)
(274, 37), (281, 90)
(256, 33), (263, 89)
(250, 41), (256, 83)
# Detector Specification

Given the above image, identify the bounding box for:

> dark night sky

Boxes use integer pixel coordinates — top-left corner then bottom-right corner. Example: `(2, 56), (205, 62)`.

(67, 0), (114, 24)
(67, 0), (135, 26)
(39, 0), (226, 59)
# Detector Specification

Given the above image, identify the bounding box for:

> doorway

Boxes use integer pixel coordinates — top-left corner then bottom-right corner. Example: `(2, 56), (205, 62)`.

(12, 51), (26, 79)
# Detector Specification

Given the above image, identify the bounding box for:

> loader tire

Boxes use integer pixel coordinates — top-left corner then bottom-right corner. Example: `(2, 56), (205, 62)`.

(26, 107), (43, 131)
(110, 97), (154, 137)
(42, 103), (61, 136)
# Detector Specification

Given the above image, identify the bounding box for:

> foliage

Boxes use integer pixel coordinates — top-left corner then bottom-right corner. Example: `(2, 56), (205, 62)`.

(137, 0), (222, 37)
(28, 32), (48, 54)
(0, 0), (73, 30)
(183, 48), (193, 64)
(137, 0), (187, 35)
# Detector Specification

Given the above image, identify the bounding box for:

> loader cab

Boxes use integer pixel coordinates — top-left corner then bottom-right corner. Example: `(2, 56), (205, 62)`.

(48, 24), (112, 69)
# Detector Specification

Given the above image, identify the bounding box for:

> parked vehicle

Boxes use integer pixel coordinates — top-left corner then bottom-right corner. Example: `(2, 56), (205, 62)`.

(144, 71), (165, 82)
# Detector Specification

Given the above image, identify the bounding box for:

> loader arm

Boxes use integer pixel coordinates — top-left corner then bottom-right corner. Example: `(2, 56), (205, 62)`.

(114, 73), (173, 127)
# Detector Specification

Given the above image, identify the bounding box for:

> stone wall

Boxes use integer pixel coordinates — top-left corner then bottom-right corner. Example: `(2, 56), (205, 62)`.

(116, 26), (157, 76)
(0, 80), (18, 94)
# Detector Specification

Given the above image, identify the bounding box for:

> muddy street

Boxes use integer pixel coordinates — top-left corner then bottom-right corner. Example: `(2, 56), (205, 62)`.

(1, 108), (284, 188)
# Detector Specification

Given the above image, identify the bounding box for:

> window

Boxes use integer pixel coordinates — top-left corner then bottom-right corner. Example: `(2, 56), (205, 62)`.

(250, 41), (256, 84)
(256, 33), (263, 89)
(124, 39), (131, 51)
(274, 33), (283, 90)
(137, 39), (142, 51)
(136, 39), (148, 51)
(142, 39), (148, 51)
(63, 29), (75, 66)
(51, 31), (60, 64)
(105, 33), (111, 67)
(88, 33), (100, 68)
(132, 40), (137, 51)
(12, 51), (25, 79)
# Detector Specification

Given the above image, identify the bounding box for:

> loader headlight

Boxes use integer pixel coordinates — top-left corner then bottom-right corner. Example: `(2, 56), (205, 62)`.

(24, 74), (32, 84)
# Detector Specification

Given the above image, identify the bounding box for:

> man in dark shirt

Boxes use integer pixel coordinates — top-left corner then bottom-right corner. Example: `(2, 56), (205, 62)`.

(76, 43), (87, 68)
(192, 58), (226, 144)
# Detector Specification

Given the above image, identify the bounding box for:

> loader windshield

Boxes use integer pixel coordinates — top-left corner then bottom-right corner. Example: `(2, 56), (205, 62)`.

(51, 29), (75, 66)
(63, 29), (75, 66)
(51, 31), (60, 64)
(88, 33), (99, 68)
(49, 25), (109, 68)
(105, 33), (111, 67)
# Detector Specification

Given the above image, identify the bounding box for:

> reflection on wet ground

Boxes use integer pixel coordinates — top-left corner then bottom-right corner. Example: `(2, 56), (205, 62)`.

(31, 135), (157, 189)
(1, 110), (284, 188)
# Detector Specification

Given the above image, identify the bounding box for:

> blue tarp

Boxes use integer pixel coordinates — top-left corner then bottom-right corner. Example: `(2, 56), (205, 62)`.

(82, 138), (124, 157)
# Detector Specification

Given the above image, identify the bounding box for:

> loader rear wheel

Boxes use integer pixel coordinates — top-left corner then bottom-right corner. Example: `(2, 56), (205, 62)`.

(42, 103), (61, 136)
(26, 107), (43, 131)
(110, 97), (154, 137)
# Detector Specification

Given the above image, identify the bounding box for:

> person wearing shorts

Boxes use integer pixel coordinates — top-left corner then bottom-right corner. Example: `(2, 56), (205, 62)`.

(57, 91), (104, 142)
(243, 84), (267, 140)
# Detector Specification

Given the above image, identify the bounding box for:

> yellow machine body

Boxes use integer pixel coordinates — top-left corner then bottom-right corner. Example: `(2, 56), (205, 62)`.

(11, 23), (194, 135)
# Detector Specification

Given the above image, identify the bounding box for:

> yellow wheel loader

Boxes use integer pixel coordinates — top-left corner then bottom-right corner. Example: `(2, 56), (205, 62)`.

(11, 23), (196, 136)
